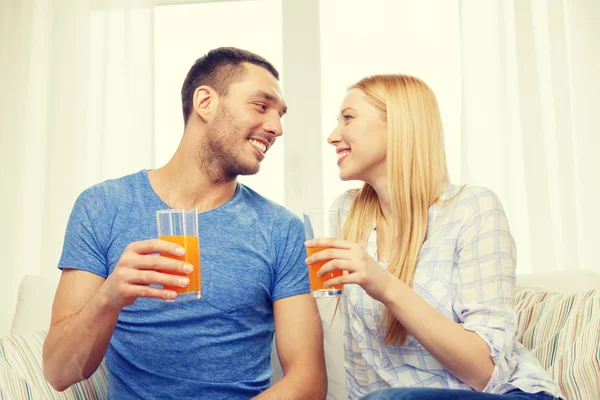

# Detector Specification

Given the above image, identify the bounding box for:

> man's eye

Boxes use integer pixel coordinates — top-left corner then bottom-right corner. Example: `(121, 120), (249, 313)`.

(256, 103), (267, 111)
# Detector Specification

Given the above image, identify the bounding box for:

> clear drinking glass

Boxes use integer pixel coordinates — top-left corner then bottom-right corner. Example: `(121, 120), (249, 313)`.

(156, 209), (202, 301)
(303, 209), (343, 297)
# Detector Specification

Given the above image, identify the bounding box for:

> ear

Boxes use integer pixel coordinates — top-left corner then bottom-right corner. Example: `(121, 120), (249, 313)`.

(192, 85), (219, 123)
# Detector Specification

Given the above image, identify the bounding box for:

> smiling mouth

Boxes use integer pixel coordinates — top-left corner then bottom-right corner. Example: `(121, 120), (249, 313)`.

(248, 139), (267, 154)
(337, 150), (351, 161)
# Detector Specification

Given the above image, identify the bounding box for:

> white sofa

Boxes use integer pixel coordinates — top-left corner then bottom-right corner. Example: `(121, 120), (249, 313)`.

(2, 270), (600, 400)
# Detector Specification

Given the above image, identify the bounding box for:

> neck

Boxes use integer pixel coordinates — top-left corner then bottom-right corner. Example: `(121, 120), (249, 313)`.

(369, 176), (393, 225)
(368, 175), (395, 263)
(148, 131), (237, 213)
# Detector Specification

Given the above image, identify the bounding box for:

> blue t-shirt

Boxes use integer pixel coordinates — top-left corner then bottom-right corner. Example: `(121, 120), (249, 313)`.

(58, 170), (310, 399)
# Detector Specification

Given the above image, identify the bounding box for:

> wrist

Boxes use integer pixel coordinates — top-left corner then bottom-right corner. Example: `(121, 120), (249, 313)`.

(96, 284), (125, 315)
(381, 277), (407, 307)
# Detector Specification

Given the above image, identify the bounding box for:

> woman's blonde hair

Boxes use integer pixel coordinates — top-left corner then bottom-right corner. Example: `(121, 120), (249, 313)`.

(342, 74), (449, 346)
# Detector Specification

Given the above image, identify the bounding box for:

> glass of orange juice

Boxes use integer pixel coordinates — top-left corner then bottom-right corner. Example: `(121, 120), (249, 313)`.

(303, 209), (343, 298)
(156, 208), (201, 301)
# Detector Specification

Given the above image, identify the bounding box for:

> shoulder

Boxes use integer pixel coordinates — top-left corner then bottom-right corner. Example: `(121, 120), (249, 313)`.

(441, 184), (510, 237)
(90, 170), (147, 201)
(237, 184), (302, 228)
(330, 189), (360, 214)
(72, 170), (145, 219)
(455, 184), (505, 214)
(440, 184), (504, 211)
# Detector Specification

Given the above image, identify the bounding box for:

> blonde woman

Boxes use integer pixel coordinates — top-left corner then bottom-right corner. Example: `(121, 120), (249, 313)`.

(305, 75), (562, 400)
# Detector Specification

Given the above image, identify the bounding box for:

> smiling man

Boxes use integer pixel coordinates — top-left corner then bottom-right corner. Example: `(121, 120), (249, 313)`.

(43, 47), (326, 400)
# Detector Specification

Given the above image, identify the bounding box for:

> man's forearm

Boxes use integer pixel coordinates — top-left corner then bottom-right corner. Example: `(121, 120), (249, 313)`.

(253, 370), (327, 400)
(43, 290), (121, 391)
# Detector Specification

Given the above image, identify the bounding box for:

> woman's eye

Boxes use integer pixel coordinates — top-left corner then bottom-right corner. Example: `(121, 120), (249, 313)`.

(343, 114), (353, 122)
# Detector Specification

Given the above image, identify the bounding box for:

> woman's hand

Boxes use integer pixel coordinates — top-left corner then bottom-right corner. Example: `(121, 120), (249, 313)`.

(305, 238), (397, 303)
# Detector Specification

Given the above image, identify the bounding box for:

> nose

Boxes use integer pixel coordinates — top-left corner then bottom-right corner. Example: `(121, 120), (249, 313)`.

(264, 114), (283, 138)
(327, 125), (341, 146)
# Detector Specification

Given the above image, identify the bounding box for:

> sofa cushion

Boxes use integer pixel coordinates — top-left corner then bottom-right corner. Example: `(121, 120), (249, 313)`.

(0, 331), (108, 399)
(10, 275), (59, 336)
(514, 287), (600, 400)
(312, 284), (600, 400)
(516, 270), (600, 293)
(0, 355), (45, 399)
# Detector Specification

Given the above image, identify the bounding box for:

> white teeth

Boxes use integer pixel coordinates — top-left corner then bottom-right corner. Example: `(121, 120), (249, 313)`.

(249, 139), (267, 153)
(337, 150), (351, 160)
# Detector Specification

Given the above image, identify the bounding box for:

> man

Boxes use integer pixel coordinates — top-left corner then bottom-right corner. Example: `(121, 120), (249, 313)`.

(43, 47), (327, 399)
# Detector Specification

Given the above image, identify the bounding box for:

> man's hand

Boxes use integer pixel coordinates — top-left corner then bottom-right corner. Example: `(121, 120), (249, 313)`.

(43, 238), (196, 391)
(100, 239), (195, 308)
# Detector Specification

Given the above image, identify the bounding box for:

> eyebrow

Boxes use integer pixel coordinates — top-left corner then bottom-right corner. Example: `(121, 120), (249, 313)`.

(253, 90), (288, 116)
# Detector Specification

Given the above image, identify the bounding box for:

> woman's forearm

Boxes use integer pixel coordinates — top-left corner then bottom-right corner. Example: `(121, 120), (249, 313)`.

(382, 280), (494, 391)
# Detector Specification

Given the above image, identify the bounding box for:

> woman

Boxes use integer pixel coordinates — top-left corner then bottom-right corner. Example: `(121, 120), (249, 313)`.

(305, 75), (563, 400)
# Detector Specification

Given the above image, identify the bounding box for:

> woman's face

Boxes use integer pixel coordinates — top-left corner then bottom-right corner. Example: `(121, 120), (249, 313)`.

(327, 88), (387, 183)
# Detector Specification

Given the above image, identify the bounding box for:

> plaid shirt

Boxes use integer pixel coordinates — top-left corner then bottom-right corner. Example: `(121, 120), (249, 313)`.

(334, 184), (563, 399)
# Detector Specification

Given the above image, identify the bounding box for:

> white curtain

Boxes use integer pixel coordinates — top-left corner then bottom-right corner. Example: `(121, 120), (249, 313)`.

(1, 0), (599, 336)
(318, 0), (599, 276)
(459, 0), (600, 274)
(0, 0), (155, 336)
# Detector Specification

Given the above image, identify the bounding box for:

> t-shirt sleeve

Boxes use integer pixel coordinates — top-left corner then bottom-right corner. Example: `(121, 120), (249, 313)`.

(57, 188), (110, 278)
(270, 212), (310, 301)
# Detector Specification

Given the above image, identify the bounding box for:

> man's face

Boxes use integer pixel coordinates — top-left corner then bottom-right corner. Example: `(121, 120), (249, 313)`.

(202, 63), (287, 181)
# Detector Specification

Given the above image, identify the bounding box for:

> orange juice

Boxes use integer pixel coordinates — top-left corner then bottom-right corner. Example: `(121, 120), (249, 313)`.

(306, 246), (343, 291)
(159, 235), (201, 295)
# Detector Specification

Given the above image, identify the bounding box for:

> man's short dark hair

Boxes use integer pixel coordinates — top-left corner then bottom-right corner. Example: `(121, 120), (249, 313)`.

(181, 47), (280, 124)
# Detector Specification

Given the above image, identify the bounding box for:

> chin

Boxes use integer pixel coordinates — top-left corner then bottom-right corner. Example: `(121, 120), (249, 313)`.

(238, 163), (260, 176)
(338, 168), (358, 182)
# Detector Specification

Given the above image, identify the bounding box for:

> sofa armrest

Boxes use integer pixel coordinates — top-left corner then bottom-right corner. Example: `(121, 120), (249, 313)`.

(0, 331), (108, 399)
(0, 355), (44, 399)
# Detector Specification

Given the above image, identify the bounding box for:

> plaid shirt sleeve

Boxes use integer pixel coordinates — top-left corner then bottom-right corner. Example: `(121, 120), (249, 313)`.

(453, 188), (519, 392)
